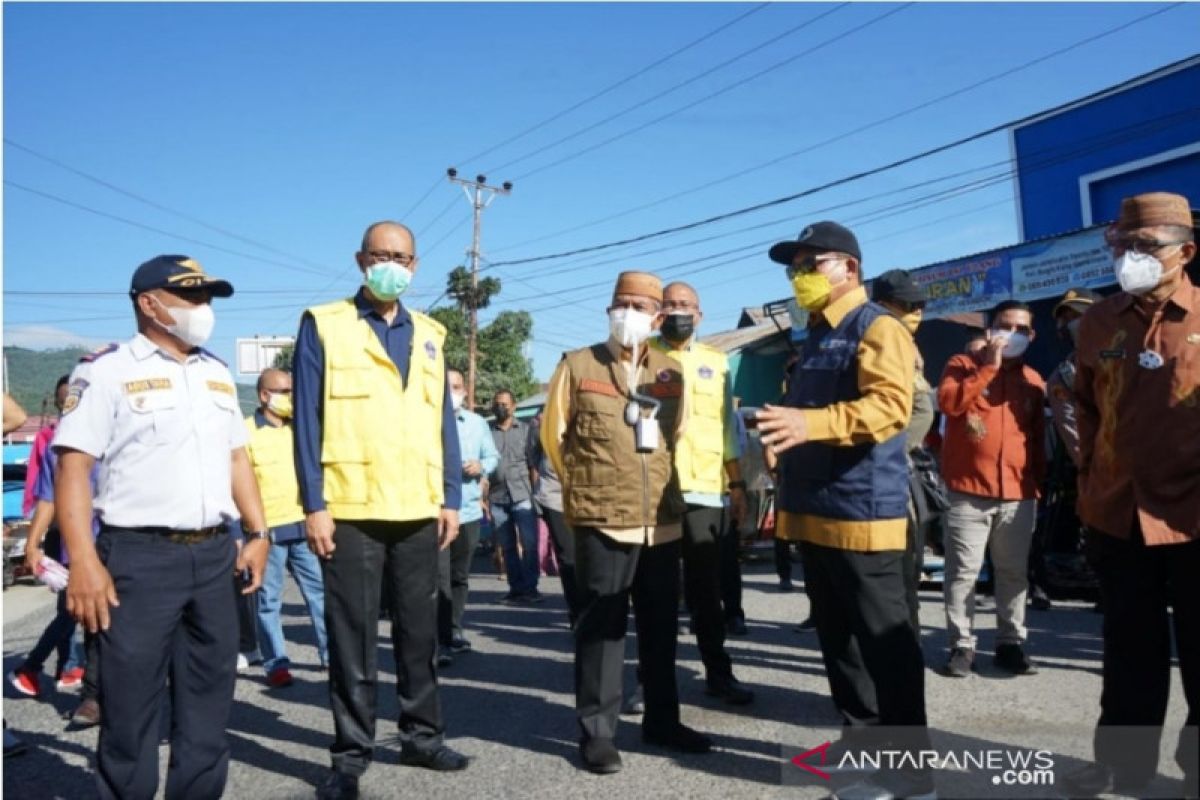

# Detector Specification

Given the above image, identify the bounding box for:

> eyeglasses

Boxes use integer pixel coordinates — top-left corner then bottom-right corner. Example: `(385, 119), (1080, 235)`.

(1104, 227), (1189, 256)
(786, 254), (842, 278)
(364, 250), (416, 266)
(892, 299), (926, 314)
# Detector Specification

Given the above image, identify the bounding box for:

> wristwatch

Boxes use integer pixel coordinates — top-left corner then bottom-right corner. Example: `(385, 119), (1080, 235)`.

(244, 529), (270, 542)
(727, 480), (747, 491)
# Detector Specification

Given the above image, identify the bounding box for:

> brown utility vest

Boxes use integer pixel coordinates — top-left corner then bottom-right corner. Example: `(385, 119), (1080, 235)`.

(560, 343), (685, 531)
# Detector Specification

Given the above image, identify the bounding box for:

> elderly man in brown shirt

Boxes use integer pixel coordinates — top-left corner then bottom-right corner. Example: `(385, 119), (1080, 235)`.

(541, 271), (711, 774)
(1064, 191), (1199, 798)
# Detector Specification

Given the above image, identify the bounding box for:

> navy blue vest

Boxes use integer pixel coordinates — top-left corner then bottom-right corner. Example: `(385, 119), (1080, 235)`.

(777, 300), (909, 521)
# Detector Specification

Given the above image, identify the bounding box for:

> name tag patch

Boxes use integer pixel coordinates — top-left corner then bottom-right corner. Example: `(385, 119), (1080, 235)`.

(124, 378), (173, 394)
(1099, 349), (1125, 360)
(206, 381), (236, 396)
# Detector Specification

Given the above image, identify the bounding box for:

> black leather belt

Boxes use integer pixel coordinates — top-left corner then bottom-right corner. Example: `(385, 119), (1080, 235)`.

(112, 525), (228, 545)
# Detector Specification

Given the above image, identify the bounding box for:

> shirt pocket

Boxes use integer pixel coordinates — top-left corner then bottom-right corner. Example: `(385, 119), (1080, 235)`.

(125, 389), (179, 446)
(691, 375), (723, 420)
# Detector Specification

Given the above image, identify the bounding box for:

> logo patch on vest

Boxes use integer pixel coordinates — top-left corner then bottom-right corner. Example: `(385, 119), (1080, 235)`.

(62, 379), (89, 415)
(698, 365), (714, 380)
(424, 340), (437, 360)
(657, 369), (672, 383)
(579, 379), (619, 398)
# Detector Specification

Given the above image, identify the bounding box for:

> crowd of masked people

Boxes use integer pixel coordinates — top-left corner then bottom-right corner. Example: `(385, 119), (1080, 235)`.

(2, 191), (1197, 800)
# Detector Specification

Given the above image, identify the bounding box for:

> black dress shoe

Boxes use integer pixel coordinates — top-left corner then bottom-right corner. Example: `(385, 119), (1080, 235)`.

(316, 770), (359, 800)
(580, 737), (623, 774)
(726, 617), (748, 636)
(643, 723), (712, 754)
(943, 647), (974, 678)
(994, 643), (1039, 675)
(399, 745), (470, 771)
(1060, 762), (1150, 797)
(436, 648), (454, 668)
(706, 676), (755, 705)
(448, 636), (472, 654)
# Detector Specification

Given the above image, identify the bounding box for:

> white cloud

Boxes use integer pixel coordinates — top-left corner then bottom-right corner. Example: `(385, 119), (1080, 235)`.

(3, 325), (109, 351)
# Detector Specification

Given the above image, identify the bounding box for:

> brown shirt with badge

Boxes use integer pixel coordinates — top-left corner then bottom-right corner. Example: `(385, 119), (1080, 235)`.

(1075, 275), (1200, 544)
(541, 339), (687, 545)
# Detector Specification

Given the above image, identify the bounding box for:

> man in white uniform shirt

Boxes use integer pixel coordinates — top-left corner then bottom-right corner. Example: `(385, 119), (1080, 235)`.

(54, 255), (269, 800)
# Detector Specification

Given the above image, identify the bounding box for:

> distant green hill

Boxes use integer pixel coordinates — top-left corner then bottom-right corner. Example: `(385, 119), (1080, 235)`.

(4, 346), (89, 415)
(5, 345), (260, 416)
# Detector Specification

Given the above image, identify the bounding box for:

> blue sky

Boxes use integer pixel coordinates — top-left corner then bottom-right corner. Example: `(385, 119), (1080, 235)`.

(4, 2), (1198, 384)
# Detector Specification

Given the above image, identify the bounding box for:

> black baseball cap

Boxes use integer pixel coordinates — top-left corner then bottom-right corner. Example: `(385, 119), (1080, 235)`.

(769, 220), (862, 266)
(872, 269), (928, 305)
(129, 255), (234, 299)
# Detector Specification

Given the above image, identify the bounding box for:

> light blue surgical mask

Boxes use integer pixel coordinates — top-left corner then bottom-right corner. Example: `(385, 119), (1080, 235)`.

(364, 261), (413, 301)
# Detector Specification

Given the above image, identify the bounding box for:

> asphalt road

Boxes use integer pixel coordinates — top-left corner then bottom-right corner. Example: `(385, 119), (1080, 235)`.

(2, 551), (1190, 799)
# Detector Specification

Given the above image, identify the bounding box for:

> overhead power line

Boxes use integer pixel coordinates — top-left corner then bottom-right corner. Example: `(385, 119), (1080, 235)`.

(490, 4), (1190, 254)
(458, 3), (771, 169)
(485, 3), (849, 175)
(3, 138), (343, 276)
(482, 56), (1199, 271)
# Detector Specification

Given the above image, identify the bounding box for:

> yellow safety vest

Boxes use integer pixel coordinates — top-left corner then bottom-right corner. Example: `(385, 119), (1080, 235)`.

(652, 337), (728, 494)
(307, 298), (446, 522)
(244, 416), (305, 529)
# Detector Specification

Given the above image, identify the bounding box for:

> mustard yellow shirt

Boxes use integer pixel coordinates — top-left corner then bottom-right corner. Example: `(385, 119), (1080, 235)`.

(776, 286), (914, 552)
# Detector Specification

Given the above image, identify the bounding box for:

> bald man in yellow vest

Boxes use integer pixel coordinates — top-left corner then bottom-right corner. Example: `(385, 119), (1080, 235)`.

(293, 221), (467, 799)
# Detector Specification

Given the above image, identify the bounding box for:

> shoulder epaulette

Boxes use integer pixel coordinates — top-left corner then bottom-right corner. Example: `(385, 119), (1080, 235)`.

(198, 348), (228, 367)
(411, 309), (446, 337)
(79, 343), (119, 363)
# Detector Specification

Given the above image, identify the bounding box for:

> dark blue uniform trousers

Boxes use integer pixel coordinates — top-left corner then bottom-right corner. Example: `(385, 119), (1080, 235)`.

(96, 528), (237, 800)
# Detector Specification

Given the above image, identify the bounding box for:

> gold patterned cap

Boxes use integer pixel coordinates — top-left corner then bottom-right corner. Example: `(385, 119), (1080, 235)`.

(613, 271), (663, 302)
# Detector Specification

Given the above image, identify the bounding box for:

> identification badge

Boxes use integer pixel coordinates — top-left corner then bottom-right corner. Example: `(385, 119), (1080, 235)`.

(634, 417), (660, 453)
(1138, 350), (1164, 370)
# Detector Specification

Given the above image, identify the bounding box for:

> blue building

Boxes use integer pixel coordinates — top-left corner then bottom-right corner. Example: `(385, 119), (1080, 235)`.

(1013, 56), (1200, 241)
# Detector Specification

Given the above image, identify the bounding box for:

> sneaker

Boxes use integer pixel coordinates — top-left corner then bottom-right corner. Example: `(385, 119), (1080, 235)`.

(266, 667), (294, 688)
(56, 667), (85, 691)
(437, 648), (454, 668)
(398, 744), (470, 771)
(580, 737), (623, 774)
(69, 698), (102, 727)
(448, 637), (472, 654)
(943, 647), (974, 678)
(8, 667), (40, 697)
(993, 643), (1039, 675)
(620, 684), (645, 716)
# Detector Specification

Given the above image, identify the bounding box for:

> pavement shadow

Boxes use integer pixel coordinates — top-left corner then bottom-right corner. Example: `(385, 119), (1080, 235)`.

(1, 727), (96, 799)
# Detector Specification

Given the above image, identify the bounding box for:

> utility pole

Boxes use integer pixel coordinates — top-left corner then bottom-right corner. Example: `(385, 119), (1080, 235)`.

(446, 167), (512, 410)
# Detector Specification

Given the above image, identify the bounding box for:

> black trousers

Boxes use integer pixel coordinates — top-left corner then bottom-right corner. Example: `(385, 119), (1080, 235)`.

(540, 507), (582, 625)
(801, 541), (929, 735)
(82, 629), (100, 702)
(437, 520), (481, 645)
(95, 528), (238, 800)
(681, 505), (734, 682)
(1088, 530), (1199, 785)
(574, 529), (681, 741)
(718, 516), (745, 624)
(775, 537), (795, 583)
(901, 515), (926, 635)
(323, 519), (443, 777)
